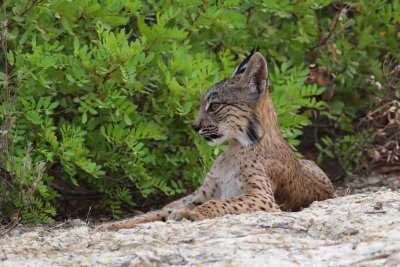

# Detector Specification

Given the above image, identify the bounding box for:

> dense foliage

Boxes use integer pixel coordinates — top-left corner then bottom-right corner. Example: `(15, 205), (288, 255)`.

(1, 0), (399, 225)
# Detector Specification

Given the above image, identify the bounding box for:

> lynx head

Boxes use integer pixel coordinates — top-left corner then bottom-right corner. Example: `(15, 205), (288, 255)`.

(192, 51), (271, 147)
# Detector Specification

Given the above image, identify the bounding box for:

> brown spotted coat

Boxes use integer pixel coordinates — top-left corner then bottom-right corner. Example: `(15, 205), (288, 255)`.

(96, 52), (334, 230)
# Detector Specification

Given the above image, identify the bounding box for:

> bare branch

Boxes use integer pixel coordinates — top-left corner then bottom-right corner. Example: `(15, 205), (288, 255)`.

(311, 0), (345, 61)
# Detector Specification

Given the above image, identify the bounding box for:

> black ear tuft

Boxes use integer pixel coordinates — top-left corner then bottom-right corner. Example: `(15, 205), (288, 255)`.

(234, 52), (268, 99)
(233, 47), (260, 76)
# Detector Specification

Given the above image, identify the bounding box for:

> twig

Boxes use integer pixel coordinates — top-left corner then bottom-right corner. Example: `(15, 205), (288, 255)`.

(48, 181), (103, 197)
(7, 0), (46, 27)
(364, 210), (386, 214)
(246, 7), (252, 25)
(182, 0), (207, 42)
(79, 65), (101, 77)
(0, 220), (18, 238)
(20, 0), (45, 17)
(311, 0), (345, 61)
(193, 0), (208, 22)
(316, 0), (344, 48)
(1, 0), (10, 184)
(144, 37), (157, 56)
(102, 64), (122, 84)
(382, 53), (399, 100)
(86, 205), (92, 226)
(74, 9), (87, 24)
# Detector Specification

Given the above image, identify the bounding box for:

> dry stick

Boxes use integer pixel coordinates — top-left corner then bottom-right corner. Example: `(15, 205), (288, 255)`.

(382, 53), (399, 100)
(182, 0), (207, 41)
(0, 220), (18, 238)
(18, 0), (46, 19)
(311, 0), (345, 61)
(48, 181), (103, 197)
(246, 7), (252, 25)
(1, 0), (9, 184)
(319, 0), (344, 46)
(0, 0), (22, 202)
(144, 37), (157, 56)
(102, 64), (122, 84)
(6, 0), (45, 28)
(86, 205), (92, 226)
(193, 0), (207, 22)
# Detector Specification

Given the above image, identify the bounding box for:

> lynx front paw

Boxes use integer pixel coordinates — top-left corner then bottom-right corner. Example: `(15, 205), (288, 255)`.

(168, 209), (207, 222)
(168, 208), (191, 221)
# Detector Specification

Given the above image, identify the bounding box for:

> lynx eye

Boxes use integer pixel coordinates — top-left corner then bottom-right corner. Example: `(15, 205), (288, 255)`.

(208, 103), (220, 112)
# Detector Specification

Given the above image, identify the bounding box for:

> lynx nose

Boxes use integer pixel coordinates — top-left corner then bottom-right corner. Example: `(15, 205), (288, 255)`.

(192, 124), (201, 133)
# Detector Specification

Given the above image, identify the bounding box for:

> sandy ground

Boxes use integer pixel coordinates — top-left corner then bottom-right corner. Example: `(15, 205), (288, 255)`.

(1, 187), (400, 266)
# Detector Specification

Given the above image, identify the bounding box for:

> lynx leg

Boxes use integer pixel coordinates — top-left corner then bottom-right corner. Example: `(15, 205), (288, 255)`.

(169, 174), (279, 221)
(169, 193), (279, 221)
(96, 177), (216, 231)
(95, 195), (198, 231)
(95, 209), (173, 231)
(299, 159), (334, 201)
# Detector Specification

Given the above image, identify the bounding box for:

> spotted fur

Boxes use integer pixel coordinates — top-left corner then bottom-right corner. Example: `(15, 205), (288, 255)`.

(96, 52), (334, 231)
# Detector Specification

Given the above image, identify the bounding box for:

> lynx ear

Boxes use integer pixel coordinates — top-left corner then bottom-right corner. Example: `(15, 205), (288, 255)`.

(231, 48), (256, 77)
(236, 52), (269, 97)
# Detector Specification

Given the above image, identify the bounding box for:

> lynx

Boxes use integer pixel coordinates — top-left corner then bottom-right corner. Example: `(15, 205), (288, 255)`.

(96, 51), (334, 230)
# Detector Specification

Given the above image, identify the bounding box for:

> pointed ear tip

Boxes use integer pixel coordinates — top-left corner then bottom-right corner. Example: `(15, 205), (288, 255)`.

(251, 52), (267, 62)
(251, 52), (268, 68)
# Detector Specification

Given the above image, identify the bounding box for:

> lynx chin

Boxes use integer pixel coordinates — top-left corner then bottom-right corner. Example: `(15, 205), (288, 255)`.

(96, 51), (334, 231)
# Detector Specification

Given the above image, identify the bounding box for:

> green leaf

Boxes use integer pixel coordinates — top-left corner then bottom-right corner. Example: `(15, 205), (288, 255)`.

(60, 17), (73, 34)
(124, 114), (132, 125)
(49, 101), (59, 110)
(70, 177), (79, 186)
(331, 101), (345, 115)
(25, 111), (43, 124)
(7, 50), (14, 65)
(19, 31), (29, 45)
(73, 36), (80, 51)
(182, 102), (192, 115)
(82, 112), (87, 124)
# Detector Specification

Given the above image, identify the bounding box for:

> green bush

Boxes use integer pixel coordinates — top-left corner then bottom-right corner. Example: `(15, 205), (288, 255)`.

(1, 0), (399, 225)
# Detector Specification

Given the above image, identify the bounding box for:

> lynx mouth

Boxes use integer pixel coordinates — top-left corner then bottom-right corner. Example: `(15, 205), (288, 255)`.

(203, 134), (223, 141)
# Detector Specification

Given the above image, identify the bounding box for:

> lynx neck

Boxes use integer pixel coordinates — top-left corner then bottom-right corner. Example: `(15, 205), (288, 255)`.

(258, 92), (282, 142)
